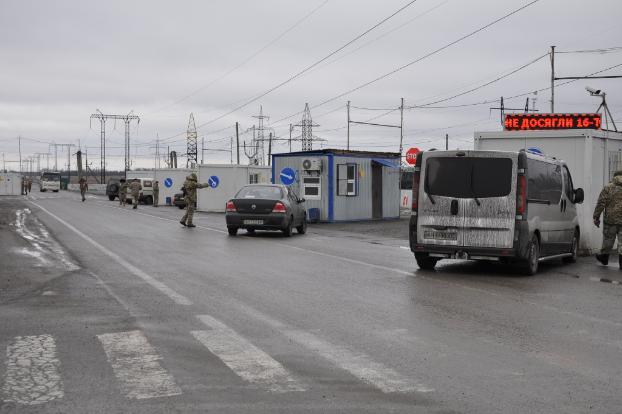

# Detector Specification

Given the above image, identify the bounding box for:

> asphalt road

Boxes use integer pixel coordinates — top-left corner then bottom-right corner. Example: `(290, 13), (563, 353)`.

(1, 191), (621, 413)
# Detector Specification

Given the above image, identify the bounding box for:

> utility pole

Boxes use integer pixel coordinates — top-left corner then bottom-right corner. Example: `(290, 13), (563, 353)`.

(289, 124), (293, 152)
(346, 101), (350, 151)
(399, 98), (404, 157)
(18, 136), (22, 176)
(230, 137), (233, 164)
(550, 45), (555, 113)
(235, 122), (240, 164)
(268, 133), (272, 166)
(201, 137), (205, 164)
(187, 113), (198, 167)
(445, 133), (449, 150)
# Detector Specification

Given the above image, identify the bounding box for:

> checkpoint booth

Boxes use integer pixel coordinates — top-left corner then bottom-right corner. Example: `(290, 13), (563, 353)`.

(475, 113), (622, 254)
(196, 164), (271, 212)
(0, 173), (22, 196)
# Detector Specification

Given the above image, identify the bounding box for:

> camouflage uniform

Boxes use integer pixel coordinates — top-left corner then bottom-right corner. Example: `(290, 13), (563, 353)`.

(153, 180), (159, 207)
(180, 173), (209, 227)
(79, 177), (88, 202)
(129, 180), (142, 209)
(119, 180), (129, 206)
(593, 172), (622, 267)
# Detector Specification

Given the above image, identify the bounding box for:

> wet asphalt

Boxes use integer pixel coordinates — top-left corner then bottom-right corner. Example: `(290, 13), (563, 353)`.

(0, 191), (621, 413)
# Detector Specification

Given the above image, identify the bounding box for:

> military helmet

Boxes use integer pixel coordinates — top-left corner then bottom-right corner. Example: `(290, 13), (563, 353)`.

(190, 172), (198, 180)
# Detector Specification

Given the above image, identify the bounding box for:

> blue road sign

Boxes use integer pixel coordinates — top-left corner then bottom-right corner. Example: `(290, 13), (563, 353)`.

(164, 177), (173, 188)
(208, 175), (220, 188)
(280, 167), (296, 186)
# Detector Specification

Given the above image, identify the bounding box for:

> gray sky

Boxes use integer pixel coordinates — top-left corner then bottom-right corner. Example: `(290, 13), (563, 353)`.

(1, 0), (621, 172)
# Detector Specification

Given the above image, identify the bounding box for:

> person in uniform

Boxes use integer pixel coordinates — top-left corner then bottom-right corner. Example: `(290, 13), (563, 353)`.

(594, 170), (622, 268)
(26, 177), (32, 193)
(79, 177), (88, 202)
(118, 179), (128, 206)
(180, 173), (209, 227)
(129, 179), (142, 209)
(21, 176), (26, 195)
(153, 180), (159, 207)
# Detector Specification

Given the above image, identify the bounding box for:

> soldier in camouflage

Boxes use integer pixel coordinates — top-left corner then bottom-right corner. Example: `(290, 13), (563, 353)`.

(180, 173), (209, 228)
(129, 179), (142, 210)
(593, 170), (622, 268)
(119, 179), (129, 206)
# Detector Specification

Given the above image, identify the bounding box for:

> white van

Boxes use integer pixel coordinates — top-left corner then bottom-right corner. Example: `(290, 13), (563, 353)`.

(409, 149), (584, 275)
(123, 178), (154, 204)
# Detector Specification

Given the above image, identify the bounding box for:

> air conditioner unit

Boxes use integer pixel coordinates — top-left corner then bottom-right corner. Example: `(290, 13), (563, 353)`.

(302, 158), (322, 171)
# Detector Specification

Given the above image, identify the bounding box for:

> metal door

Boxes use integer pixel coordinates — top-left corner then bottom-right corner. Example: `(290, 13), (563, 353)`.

(372, 163), (383, 219)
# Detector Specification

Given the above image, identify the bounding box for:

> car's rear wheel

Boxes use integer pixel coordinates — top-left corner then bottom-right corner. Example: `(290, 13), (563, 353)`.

(296, 216), (307, 234)
(282, 217), (293, 237)
(415, 253), (438, 270)
(108, 195), (115, 201)
(563, 231), (579, 263)
(523, 235), (540, 275)
(228, 227), (238, 236)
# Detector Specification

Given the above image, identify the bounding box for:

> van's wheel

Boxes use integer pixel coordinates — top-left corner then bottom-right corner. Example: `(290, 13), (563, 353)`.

(415, 253), (438, 271)
(108, 195), (116, 201)
(178, 205), (185, 209)
(523, 235), (540, 275)
(563, 231), (579, 263)
(228, 227), (238, 236)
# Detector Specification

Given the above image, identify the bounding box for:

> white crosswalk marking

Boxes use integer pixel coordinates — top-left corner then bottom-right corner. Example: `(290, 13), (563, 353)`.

(233, 304), (434, 393)
(97, 330), (182, 400)
(2, 334), (64, 405)
(194, 314), (306, 393)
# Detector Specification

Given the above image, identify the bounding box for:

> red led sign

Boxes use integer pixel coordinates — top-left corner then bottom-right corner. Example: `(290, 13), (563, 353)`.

(504, 113), (602, 131)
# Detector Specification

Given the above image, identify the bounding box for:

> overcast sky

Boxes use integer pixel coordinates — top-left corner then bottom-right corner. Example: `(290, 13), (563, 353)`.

(1, 0), (621, 172)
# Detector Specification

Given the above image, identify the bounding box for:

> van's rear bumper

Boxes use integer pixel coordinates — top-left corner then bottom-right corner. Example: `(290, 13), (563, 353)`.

(409, 215), (531, 260)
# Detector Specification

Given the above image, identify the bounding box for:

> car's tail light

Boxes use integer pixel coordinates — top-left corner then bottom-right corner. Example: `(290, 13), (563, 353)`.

(517, 175), (526, 216)
(411, 169), (420, 211)
(226, 201), (237, 212)
(272, 202), (287, 213)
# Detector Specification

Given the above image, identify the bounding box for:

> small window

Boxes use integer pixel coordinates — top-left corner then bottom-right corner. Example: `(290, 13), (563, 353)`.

(302, 176), (321, 200)
(249, 173), (259, 184)
(337, 164), (357, 196)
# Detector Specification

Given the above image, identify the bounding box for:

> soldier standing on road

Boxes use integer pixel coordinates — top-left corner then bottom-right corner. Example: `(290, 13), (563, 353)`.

(180, 173), (209, 228)
(129, 179), (142, 210)
(119, 179), (128, 206)
(21, 177), (26, 195)
(79, 177), (88, 202)
(27, 178), (32, 193)
(153, 180), (159, 207)
(593, 170), (622, 268)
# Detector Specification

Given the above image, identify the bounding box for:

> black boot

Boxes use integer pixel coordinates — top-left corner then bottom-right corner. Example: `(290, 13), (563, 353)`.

(596, 254), (609, 265)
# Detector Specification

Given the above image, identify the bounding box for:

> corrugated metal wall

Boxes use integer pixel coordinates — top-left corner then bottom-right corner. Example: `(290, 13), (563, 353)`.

(273, 155), (330, 221)
(382, 164), (400, 218)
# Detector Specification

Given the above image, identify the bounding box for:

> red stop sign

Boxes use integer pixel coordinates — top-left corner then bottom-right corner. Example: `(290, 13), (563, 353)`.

(405, 147), (420, 165)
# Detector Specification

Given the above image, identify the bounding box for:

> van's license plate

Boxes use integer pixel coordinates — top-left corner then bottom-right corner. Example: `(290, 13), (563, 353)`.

(244, 219), (264, 225)
(424, 230), (457, 241)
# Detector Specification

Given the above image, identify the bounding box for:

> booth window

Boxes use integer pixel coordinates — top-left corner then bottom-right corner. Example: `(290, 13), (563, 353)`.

(337, 164), (358, 196)
(249, 173), (259, 184)
(302, 176), (321, 200)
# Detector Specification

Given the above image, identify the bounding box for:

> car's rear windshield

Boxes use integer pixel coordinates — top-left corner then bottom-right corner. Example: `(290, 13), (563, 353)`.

(236, 186), (283, 199)
(425, 157), (513, 198)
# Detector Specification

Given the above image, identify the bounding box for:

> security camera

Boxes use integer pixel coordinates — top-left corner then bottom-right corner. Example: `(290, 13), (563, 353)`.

(586, 86), (601, 95)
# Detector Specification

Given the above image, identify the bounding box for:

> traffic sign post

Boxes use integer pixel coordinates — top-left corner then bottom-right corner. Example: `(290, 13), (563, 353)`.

(405, 147), (420, 165)
(208, 176), (219, 188)
(280, 167), (296, 186)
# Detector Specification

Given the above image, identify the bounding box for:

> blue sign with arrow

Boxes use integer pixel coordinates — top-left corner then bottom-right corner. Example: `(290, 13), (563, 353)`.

(164, 177), (173, 188)
(280, 167), (296, 186)
(208, 175), (219, 188)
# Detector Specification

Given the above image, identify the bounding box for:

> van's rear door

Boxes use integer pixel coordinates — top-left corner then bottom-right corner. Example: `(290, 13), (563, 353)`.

(417, 151), (517, 249)
(461, 152), (516, 249)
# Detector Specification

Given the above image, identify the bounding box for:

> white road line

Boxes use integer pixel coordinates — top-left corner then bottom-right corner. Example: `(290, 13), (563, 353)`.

(193, 315), (305, 393)
(29, 201), (192, 306)
(97, 330), (182, 400)
(230, 305), (433, 394)
(3, 335), (64, 405)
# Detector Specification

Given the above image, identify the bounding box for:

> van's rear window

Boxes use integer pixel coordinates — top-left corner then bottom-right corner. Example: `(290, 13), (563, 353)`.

(425, 157), (513, 198)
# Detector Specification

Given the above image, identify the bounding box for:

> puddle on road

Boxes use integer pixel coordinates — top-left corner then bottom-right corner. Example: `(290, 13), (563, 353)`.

(11, 208), (80, 272)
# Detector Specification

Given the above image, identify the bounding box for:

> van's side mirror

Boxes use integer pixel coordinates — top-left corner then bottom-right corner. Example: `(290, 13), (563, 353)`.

(574, 188), (584, 204)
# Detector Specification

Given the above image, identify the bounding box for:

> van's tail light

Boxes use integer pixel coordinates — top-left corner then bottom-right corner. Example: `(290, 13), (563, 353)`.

(411, 169), (421, 211)
(517, 175), (526, 216)
(272, 202), (287, 213)
(226, 201), (237, 212)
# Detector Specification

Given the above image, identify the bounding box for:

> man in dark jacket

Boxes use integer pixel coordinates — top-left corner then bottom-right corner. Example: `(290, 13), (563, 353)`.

(593, 170), (622, 267)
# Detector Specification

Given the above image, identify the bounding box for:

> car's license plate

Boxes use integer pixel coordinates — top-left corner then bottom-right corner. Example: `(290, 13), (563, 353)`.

(244, 219), (264, 225)
(424, 230), (457, 241)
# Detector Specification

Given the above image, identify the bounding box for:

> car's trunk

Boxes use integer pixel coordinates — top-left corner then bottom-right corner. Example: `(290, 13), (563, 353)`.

(233, 199), (279, 214)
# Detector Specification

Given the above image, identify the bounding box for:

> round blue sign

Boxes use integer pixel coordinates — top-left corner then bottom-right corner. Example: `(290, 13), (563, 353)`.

(164, 177), (173, 188)
(208, 175), (219, 188)
(280, 167), (296, 186)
